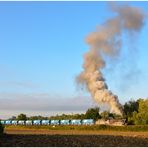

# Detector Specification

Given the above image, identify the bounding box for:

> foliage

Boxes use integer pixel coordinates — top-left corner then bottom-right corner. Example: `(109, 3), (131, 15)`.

(17, 113), (27, 120)
(100, 111), (119, 119)
(0, 122), (4, 135)
(85, 107), (101, 121)
(29, 116), (48, 120)
(123, 98), (148, 125)
(123, 99), (140, 124)
(100, 111), (110, 119)
(131, 99), (148, 125)
(123, 99), (139, 117)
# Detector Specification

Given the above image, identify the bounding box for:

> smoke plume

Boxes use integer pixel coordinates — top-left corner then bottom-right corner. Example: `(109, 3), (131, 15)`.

(77, 3), (145, 115)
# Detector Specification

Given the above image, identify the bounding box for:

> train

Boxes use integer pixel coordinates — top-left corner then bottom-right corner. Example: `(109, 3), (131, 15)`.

(0, 119), (94, 126)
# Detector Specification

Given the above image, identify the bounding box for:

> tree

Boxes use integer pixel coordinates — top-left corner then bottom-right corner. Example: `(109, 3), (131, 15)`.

(124, 98), (148, 125)
(100, 111), (122, 120)
(100, 111), (110, 120)
(29, 116), (48, 120)
(123, 99), (139, 117)
(132, 99), (148, 125)
(0, 122), (4, 136)
(85, 107), (101, 121)
(123, 99), (140, 124)
(17, 113), (27, 120)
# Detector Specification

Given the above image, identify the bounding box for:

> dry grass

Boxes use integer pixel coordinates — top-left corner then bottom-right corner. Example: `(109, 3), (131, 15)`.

(5, 128), (148, 138)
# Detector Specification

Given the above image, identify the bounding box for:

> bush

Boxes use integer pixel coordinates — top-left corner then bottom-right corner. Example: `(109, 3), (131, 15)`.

(0, 122), (4, 135)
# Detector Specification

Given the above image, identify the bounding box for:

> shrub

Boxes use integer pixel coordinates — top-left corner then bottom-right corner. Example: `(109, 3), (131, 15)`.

(0, 122), (4, 135)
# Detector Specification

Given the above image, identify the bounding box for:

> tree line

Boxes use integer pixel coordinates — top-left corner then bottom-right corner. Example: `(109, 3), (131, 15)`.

(123, 98), (148, 125)
(4, 98), (148, 125)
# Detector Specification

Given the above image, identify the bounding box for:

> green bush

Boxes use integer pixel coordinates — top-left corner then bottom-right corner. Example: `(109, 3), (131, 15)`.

(0, 122), (4, 135)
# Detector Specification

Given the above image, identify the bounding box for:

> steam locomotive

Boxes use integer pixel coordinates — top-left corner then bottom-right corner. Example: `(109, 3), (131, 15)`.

(0, 119), (94, 125)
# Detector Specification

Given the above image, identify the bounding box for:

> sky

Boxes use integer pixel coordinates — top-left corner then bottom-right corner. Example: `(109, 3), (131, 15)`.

(0, 1), (148, 119)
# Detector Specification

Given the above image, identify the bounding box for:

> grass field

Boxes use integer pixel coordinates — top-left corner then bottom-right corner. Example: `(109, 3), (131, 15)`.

(1, 125), (148, 147)
(5, 124), (148, 131)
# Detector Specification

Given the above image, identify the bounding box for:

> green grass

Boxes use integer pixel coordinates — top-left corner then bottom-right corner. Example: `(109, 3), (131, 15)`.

(5, 124), (148, 132)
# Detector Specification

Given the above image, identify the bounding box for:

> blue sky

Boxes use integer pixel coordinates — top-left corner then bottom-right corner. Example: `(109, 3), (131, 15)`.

(0, 1), (148, 119)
